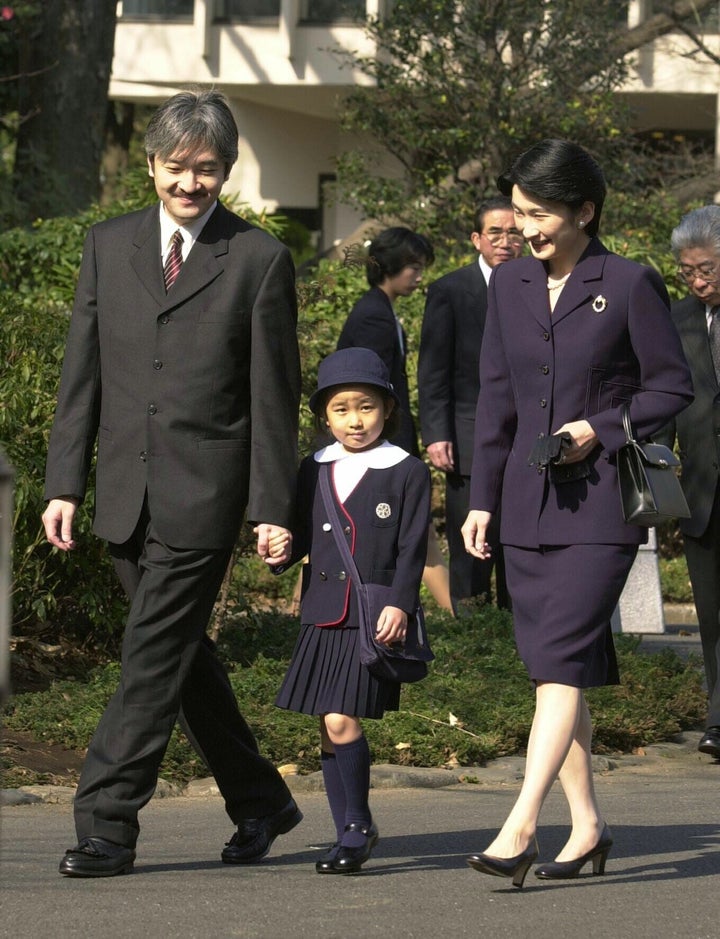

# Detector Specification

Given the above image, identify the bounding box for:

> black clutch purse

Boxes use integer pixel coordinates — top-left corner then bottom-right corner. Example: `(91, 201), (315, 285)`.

(527, 433), (590, 484)
(616, 403), (690, 526)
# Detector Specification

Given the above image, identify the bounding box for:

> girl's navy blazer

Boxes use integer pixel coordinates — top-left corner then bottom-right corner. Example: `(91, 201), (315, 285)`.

(470, 238), (694, 548)
(285, 453), (430, 627)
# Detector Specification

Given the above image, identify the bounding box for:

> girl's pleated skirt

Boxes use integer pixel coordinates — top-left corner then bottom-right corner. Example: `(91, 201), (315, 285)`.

(275, 623), (400, 718)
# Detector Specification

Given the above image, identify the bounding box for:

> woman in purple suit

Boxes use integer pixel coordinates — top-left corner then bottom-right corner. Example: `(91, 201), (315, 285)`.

(461, 139), (693, 888)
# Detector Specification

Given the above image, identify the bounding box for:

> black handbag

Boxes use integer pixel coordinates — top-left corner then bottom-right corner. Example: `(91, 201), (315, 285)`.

(616, 403), (690, 526)
(318, 465), (433, 683)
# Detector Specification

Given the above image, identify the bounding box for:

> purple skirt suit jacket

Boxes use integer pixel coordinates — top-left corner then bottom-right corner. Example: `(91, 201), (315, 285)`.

(469, 239), (693, 547)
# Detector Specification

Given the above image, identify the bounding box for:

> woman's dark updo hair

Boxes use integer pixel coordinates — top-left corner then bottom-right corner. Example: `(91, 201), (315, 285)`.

(365, 227), (435, 288)
(497, 139), (606, 238)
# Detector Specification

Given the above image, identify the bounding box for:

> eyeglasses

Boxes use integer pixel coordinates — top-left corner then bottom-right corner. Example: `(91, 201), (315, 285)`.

(482, 228), (524, 246)
(677, 262), (720, 285)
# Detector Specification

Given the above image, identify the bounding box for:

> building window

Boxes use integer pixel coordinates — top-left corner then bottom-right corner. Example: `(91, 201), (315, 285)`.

(120, 0), (193, 17)
(302, 0), (366, 24)
(215, 0), (281, 19)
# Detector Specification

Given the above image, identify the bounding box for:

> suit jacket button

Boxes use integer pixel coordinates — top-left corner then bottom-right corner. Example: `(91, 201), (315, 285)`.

(542, 331), (550, 341)
(319, 571), (327, 580)
(338, 571), (347, 581)
(344, 526), (351, 534)
(159, 314), (170, 325)
(539, 398), (547, 408)
(139, 451), (148, 462)
(148, 404), (157, 415)
(153, 359), (163, 370)
(540, 365), (549, 374)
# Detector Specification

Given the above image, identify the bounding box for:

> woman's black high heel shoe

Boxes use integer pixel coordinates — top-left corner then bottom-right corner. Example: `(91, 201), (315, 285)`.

(534, 824), (613, 879)
(466, 839), (539, 889)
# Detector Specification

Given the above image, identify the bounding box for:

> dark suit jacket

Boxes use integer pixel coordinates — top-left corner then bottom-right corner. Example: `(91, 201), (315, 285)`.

(44, 202), (301, 549)
(418, 261), (488, 476)
(656, 295), (720, 538)
(336, 287), (417, 454)
(286, 454), (430, 626)
(470, 239), (693, 548)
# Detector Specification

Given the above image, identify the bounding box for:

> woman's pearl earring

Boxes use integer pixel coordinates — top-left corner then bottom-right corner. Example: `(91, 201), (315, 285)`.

(578, 220), (585, 228)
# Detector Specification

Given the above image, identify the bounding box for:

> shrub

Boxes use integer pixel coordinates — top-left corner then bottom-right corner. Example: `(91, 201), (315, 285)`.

(2, 605), (706, 786)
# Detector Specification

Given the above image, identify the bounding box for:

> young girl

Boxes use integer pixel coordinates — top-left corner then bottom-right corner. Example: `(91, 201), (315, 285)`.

(268, 346), (430, 875)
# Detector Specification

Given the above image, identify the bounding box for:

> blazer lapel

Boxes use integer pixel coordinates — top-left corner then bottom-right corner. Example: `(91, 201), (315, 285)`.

(550, 247), (606, 326)
(130, 203), (228, 311)
(164, 204), (228, 308)
(683, 299), (717, 393)
(129, 207), (166, 307)
(517, 263), (552, 329)
(466, 263), (488, 330)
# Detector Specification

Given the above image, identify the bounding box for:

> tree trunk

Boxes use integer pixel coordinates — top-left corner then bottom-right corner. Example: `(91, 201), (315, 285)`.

(13, 0), (117, 222)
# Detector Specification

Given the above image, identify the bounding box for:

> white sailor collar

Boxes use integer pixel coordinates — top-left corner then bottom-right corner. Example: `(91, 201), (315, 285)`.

(313, 439), (410, 468)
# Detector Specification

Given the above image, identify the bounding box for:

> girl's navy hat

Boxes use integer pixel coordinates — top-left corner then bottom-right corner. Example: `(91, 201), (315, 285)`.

(309, 347), (401, 414)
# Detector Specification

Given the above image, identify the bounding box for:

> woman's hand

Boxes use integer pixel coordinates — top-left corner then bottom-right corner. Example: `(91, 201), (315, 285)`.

(461, 510), (493, 559)
(375, 606), (408, 646)
(553, 420), (598, 464)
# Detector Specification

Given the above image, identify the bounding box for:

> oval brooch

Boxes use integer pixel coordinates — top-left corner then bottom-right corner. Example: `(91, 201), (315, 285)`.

(592, 295), (607, 313)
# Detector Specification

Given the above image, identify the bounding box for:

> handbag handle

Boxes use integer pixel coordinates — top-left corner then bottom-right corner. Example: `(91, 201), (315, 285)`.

(318, 463), (365, 594)
(621, 402), (636, 445)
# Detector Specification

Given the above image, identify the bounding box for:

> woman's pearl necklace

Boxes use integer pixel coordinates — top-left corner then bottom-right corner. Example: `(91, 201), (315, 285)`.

(547, 273), (571, 291)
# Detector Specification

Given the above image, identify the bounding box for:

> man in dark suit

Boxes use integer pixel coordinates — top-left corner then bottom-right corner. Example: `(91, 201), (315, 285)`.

(41, 90), (302, 876)
(659, 205), (720, 759)
(418, 198), (522, 613)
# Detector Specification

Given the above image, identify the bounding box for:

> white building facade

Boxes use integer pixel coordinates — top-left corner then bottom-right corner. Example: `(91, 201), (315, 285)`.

(111, 1), (720, 249)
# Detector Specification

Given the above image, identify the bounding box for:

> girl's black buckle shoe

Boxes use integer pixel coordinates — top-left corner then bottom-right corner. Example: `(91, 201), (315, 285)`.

(320, 822), (379, 874)
(534, 824), (613, 879)
(466, 839), (539, 889)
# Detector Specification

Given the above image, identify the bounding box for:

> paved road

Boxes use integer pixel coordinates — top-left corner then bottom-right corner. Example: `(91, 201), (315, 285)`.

(2, 741), (719, 939)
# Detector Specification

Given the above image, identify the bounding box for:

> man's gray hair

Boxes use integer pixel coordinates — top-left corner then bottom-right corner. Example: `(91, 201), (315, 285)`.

(144, 88), (239, 170)
(671, 204), (720, 260)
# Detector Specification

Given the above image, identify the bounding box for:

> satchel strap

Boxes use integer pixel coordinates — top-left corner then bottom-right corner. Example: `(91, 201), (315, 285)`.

(318, 463), (364, 592)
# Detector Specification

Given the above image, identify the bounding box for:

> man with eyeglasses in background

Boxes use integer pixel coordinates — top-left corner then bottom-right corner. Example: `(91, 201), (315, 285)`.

(418, 197), (523, 615)
(658, 204), (720, 759)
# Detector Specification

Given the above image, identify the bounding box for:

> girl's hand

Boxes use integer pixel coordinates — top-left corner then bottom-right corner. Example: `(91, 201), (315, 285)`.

(254, 524), (293, 566)
(461, 509), (493, 559)
(374, 606), (408, 646)
(552, 420), (598, 463)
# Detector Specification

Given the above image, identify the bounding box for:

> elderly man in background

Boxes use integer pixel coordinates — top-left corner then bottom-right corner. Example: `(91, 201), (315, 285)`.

(660, 205), (720, 760)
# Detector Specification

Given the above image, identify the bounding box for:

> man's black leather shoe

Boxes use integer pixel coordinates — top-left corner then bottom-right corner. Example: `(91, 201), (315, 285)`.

(698, 726), (720, 759)
(58, 837), (136, 877)
(222, 798), (303, 863)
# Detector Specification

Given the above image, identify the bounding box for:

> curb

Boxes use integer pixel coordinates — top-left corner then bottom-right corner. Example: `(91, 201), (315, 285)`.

(2, 731), (712, 807)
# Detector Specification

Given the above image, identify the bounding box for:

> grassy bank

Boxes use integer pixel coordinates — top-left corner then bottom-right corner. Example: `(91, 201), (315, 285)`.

(1, 603), (706, 789)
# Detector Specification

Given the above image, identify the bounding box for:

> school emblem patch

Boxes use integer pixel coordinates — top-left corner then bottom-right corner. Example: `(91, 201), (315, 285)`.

(375, 502), (391, 519)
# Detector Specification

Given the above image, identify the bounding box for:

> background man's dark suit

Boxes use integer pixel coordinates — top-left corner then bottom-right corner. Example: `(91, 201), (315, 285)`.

(657, 294), (720, 731)
(44, 200), (301, 850)
(418, 263), (506, 609)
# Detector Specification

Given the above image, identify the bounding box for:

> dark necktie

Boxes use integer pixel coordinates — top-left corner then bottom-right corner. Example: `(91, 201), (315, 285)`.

(163, 229), (184, 292)
(710, 305), (720, 384)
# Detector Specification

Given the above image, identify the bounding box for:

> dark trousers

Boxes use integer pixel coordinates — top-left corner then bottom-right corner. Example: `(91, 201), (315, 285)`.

(445, 473), (509, 614)
(72, 505), (291, 848)
(684, 482), (720, 728)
